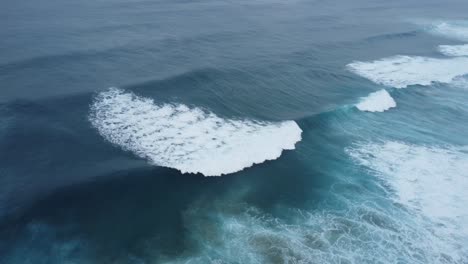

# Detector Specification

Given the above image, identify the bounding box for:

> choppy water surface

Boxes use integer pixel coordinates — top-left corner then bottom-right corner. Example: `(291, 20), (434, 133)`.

(1, 0), (468, 263)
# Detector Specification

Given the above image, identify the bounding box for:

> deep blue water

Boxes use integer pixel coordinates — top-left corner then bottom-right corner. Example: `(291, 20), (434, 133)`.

(1, 0), (468, 263)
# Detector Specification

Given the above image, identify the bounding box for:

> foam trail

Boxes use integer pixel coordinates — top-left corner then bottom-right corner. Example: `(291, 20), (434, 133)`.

(439, 44), (468, 57)
(348, 55), (468, 88)
(430, 21), (468, 41)
(356, 89), (396, 112)
(89, 88), (302, 176)
(165, 197), (468, 264)
(348, 141), (468, 260)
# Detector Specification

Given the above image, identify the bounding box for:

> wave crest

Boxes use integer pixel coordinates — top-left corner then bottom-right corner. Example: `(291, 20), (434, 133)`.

(348, 55), (468, 88)
(89, 88), (302, 176)
(439, 44), (468, 57)
(356, 89), (396, 112)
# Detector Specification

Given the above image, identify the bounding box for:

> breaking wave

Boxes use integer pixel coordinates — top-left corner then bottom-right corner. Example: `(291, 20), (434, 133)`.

(439, 44), (468, 57)
(430, 21), (468, 41)
(348, 141), (468, 262)
(347, 55), (468, 88)
(89, 88), (302, 176)
(356, 89), (396, 112)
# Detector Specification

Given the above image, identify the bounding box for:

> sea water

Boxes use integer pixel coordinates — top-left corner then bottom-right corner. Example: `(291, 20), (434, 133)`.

(1, 0), (468, 263)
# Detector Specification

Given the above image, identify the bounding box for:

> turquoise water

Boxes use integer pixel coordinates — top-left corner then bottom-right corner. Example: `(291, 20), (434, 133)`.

(1, 0), (468, 263)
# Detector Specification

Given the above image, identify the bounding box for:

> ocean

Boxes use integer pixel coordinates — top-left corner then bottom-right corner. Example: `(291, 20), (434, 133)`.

(1, 0), (468, 263)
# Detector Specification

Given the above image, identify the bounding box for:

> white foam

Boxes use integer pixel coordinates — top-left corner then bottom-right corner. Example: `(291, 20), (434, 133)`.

(89, 88), (302, 176)
(348, 141), (468, 259)
(165, 198), (467, 264)
(439, 44), (468, 57)
(356, 89), (396, 112)
(431, 21), (468, 41)
(348, 55), (468, 88)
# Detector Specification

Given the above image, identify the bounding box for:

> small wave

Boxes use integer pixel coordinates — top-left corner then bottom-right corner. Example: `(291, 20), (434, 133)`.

(89, 88), (302, 176)
(348, 55), (468, 88)
(348, 141), (468, 259)
(439, 44), (468, 57)
(430, 21), (468, 41)
(356, 89), (396, 112)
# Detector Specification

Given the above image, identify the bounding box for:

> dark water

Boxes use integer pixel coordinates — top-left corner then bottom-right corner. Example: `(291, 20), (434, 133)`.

(1, 0), (468, 263)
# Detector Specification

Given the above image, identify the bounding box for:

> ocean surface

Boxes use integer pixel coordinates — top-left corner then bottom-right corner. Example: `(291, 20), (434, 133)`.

(1, 0), (468, 263)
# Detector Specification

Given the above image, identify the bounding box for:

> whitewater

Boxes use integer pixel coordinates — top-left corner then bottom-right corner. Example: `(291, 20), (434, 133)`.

(90, 88), (302, 176)
(356, 89), (396, 112)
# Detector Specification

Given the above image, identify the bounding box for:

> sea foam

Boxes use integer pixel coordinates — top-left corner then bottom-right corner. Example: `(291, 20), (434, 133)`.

(356, 89), (396, 112)
(89, 88), (302, 176)
(169, 187), (468, 264)
(348, 55), (468, 88)
(439, 44), (468, 57)
(431, 21), (468, 41)
(348, 141), (468, 259)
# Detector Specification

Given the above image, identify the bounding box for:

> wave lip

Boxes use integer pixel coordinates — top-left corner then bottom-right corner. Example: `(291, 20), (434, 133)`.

(89, 88), (302, 176)
(348, 55), (468, 88)
(356, 89), (396, 112)
(439, 44), (468, 57)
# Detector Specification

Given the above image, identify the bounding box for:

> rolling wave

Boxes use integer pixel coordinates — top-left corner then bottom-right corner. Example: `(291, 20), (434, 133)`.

(348, 55), (468, 88)
(89, 88), (302, 176)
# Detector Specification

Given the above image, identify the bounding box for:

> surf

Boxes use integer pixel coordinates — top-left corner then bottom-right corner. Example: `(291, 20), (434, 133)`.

(348, 55), (468, 88)
(89, 88), (302, 176)
(348, 141), (468, 261)
(355, 89), (396, 112)
(439, 44), (468, 57)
